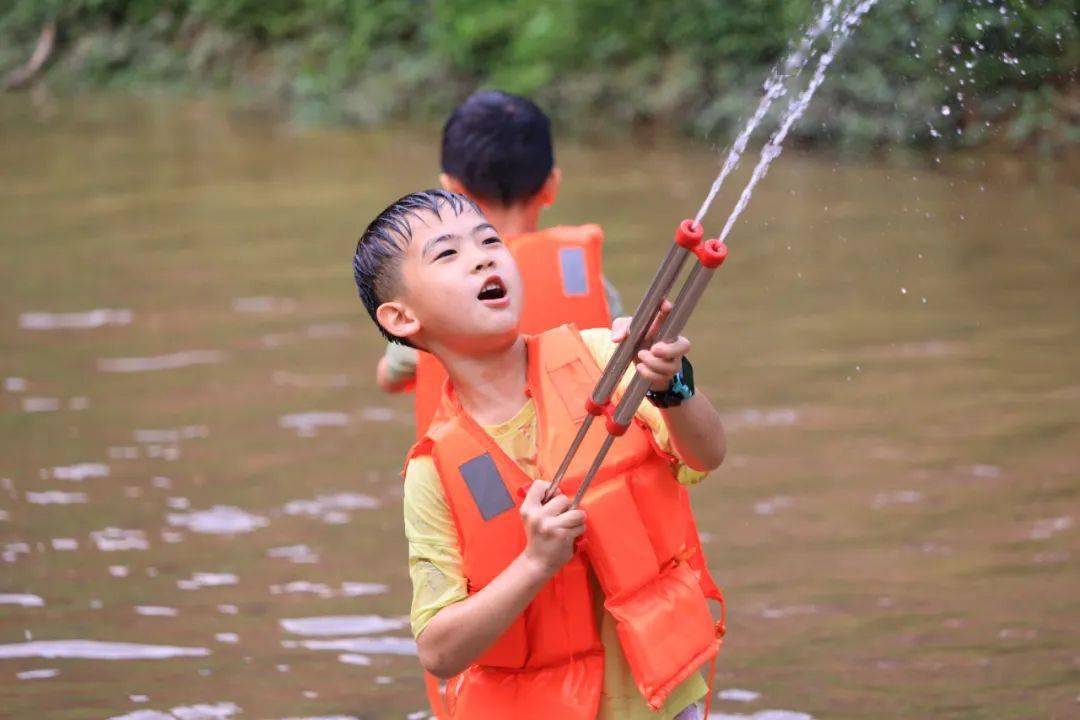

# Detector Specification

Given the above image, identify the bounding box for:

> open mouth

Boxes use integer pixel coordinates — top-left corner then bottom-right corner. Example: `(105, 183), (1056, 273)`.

(477, 276), (508, 303)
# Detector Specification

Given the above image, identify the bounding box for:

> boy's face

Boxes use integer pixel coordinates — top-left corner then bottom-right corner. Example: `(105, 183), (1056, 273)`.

(381, 207), (523, 354)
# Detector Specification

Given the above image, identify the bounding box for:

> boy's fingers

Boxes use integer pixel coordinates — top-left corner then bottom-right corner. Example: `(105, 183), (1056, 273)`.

(541, 493), (571, 516)
(636, 363), (668, 386)
(550, 525), (585, 543)
(522, 480), (549, 509)
(610, 316), (631, 342)
(564, 524), (586, 540)
(649, 337), (690, 360)
(637, 349), (680, 376)
(551, 509), (586, 529)
(647, 299), (674, 339)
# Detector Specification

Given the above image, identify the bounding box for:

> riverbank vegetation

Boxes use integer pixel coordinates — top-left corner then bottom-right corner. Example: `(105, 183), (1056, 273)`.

(1, 0), (1076, 153)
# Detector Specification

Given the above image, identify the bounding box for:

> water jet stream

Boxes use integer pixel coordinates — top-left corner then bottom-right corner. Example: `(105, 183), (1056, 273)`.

(694, 0), (847, 226)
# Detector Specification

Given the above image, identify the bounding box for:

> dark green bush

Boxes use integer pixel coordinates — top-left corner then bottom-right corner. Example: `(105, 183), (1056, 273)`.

(1, 0), (1076, 151)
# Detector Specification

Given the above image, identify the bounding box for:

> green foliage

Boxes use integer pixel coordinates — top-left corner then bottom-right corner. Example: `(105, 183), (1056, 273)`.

(0, 0), (1076, 151)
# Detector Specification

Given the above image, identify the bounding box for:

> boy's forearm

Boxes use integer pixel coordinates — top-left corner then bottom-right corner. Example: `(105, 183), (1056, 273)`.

(661, 390), (726, 471)
(417, 552), (552, 678)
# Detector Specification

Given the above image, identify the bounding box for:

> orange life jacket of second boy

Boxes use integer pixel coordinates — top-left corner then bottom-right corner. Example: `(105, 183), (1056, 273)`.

(413, 224), (612, 438)
(406, 324), (725, 720)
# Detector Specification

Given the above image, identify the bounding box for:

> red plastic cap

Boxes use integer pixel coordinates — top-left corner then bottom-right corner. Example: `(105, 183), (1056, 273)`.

(694, 239), (728, 269)
(674, 219), (703, 249)
(585, 396), (609, 417)
(605, 414), (630, 436)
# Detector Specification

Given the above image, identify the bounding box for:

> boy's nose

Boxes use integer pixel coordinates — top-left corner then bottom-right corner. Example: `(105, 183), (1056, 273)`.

(473, 256), (496, 273)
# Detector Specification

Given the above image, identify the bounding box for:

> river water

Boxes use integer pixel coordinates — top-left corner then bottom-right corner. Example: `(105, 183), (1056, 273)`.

(1, 94), (1077, 719)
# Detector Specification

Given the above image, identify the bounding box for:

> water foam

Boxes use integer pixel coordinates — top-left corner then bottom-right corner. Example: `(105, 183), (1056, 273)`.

(26, 490), (88, 504)
(98, 351), (224, 373)
(19, 309), (133, 330)
(167, 506), (268, 535)
(177, 572), (239, 591)
(0, 640), (209, 660)
(280, 615), (408, 636)
(278, 412), (350, 438)
(267, 544), (319, 564)
(285, 636), (417, 656)
(51, 462), (110, 481)
(91, 528), (149, 552)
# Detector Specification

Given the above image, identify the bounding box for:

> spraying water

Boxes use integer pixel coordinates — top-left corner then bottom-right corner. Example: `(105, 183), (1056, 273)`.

(707, 0), (880, 243)
(694, 0), (846, 226)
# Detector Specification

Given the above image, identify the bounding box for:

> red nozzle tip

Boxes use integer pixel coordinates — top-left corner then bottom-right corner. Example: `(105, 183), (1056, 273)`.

(695, 239), (728, 269)
(675, 219), (703, 249)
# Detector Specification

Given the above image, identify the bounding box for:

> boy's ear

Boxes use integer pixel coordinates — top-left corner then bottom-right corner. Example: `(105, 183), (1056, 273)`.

(375, 301), (422, 345)
(439, 173), (468, 195)
(537, 168), (562, 208)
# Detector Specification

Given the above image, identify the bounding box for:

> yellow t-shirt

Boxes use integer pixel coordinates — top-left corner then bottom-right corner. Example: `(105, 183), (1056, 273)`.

(404, 328), (709, 719)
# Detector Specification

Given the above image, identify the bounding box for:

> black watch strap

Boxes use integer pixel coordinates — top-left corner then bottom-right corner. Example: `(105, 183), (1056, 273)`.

(645, 356), (695, 408)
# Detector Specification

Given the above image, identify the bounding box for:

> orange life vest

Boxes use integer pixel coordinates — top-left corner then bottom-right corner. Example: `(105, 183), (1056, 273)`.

(407, 325), (725, 719)
(413, 224), (611, 438)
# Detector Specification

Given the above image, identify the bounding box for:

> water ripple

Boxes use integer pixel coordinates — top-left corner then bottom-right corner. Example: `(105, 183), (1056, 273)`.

(0, 640), (209, 660)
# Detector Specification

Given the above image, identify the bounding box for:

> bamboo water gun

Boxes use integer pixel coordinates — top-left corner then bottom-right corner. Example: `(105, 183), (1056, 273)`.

(543, 219), (727, 508)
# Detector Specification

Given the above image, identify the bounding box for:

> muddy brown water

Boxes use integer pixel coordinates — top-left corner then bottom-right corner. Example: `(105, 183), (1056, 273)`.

(1, 94), (1077, 719)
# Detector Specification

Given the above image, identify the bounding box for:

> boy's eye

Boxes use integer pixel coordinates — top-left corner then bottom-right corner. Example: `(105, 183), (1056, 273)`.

(435, 248), (456, 261)
(482, 236), (502, 245)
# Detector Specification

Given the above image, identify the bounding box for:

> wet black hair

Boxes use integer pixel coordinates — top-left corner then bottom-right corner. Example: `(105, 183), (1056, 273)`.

(441, 90), (554, 207)
(352, 189), (481, 346)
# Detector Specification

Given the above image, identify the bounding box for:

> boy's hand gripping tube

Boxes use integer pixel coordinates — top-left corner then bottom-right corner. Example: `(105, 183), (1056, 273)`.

(542, 220), (702, 504)
(568, 237), (728, 510)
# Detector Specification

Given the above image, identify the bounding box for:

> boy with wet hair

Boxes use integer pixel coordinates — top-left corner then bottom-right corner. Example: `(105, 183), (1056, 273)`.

(376, 91), (623, 437)
(353, 189), (726, 720)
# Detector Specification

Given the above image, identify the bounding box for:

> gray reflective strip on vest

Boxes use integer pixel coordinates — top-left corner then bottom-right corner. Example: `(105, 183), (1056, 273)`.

(559, 246), (589, 297)
(459, 453), (514, 521)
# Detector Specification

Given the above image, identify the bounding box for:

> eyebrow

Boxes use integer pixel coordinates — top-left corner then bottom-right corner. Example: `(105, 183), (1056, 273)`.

(422, 223), (498, 259)
(422, 233), (458, 259)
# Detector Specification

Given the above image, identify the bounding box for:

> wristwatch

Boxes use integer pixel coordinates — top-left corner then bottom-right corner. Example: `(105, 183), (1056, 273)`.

(645, 357), (695, 408)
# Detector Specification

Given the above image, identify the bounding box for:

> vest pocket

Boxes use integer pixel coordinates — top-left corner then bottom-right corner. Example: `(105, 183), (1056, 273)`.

(607, 562), (718, 709)
(547, 358), (594, 424)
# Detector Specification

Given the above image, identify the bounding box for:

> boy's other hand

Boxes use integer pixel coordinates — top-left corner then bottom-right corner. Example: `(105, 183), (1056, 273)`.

(520, 481), (586, 578)
(610, 300), (691, 392)
(609, 298), (672, 345)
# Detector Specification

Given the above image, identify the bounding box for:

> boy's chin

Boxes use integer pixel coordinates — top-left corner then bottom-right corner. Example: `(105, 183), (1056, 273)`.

(439, 322), (520, 355)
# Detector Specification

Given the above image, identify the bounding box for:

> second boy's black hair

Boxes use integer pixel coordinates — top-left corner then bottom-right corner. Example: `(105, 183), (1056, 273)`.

(441, 90), (554, 206)
(353, 189), (481, 346)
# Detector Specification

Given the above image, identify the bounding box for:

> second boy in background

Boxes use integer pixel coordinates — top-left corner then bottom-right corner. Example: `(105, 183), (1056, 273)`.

(375, 90), (624, 436)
